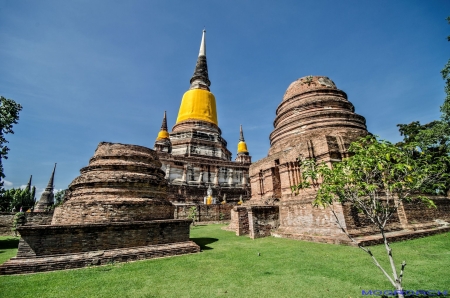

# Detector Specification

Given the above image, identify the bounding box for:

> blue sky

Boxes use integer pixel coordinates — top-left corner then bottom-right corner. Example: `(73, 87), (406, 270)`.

(1, 0), (449, 196)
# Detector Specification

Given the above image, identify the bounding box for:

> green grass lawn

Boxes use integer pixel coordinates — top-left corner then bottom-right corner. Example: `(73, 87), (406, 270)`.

(0, 225), (449, 298)
(0, 236), (19, 265)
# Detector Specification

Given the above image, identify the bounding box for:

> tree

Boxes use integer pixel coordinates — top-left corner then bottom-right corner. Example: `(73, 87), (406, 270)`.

(0, 96), (23, 192)
(12, 211), (26, 236)
(54, 189), (67, 207)
(293, 136), (449, 298)
(397, 120), (450, 196)
(1, 187), (36, 212)
(187, 206), (197, 226)
(0, 189), (11, 211)
(439, 16), (450, 122)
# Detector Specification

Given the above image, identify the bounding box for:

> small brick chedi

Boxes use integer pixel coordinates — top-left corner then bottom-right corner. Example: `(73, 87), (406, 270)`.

(34, 163), (56, 212)
(52, 143), (174, 224)
(230, 75), (450, 243)
(0, 142), (199, 275)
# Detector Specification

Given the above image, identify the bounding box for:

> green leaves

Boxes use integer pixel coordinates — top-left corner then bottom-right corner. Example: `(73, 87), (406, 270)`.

(294, 135), (448, 229)
(0, 97), (22, 153)
(0, 96), (22, 194)
(54, 189), (66, 206)
(0, 187), (36, 212)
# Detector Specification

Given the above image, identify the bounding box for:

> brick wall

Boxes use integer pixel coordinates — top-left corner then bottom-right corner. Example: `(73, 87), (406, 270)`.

(227, 208), (239, 231)
(0, 212), (54, 236)
(15, 219), (192, 258)
(342, 203), (402, 237)
(25, 211), (54, 226)
(0, 213), (14, 235)
(229, 206), (279, 238)
(277, 197), (346, 237)
(174, 204), (233, 222)
(234, 207), (249, 236)
(52, 201), (175, 225)
(167, 184), (249, 204)
(403, 197), (450, 224)
(248, 206), (279, 239)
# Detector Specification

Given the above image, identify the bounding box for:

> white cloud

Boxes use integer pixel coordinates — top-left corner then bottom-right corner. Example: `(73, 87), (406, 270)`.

(3, 180), (13, 188)
(35, 188), (45, 201)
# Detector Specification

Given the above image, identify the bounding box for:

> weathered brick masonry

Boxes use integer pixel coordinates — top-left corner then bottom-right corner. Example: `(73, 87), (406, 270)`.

(342, 202), (402, 237)
(248, 206), (279, 239)
(0, 242), (199, 275)
(25, 211), (54, 226)
(174, 204), (233, 222)
(15, 220), (192, 258)
(228, 207), (250, 236)
(227, 206), (279, 239)
(0, 213), (14, 235)
(403, 198), (450, 224)
(0, 143), (199, 275)
(0, 211), (54, 236)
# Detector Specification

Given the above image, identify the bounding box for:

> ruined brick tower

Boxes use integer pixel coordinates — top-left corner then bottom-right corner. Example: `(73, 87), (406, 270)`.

(250, 76), (367, 202)
(248, 75), (368, 241)
(154, 30), (252, 204)
(230, 75), (449, 244)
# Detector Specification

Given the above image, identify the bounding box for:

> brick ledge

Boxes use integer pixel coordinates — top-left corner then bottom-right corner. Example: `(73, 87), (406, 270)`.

(0, 241), (200, 275)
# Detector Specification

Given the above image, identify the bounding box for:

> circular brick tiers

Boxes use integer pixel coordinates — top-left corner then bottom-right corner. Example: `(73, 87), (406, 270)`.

(52, 142), (175, 224)
(269, 75), (367, 155)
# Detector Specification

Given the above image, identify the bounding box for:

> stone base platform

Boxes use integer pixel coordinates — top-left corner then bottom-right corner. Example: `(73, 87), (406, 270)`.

(0, 219), (200, 275)
(354, 226), (450, 247)
(271, 230), (352, 245)
(0, 241), (199, 275)
(271, 225), (450, 246)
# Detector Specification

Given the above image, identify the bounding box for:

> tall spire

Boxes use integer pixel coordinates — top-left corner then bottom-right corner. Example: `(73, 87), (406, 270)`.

(156, 111), (170, 140)
(154, 111), (172, 153)
(239, 124), (245, 142)
(26, 175), (32, 191)
(236, 125), (251, 163)
(161, 111), (168, 131)
(237, 125), (249, 154)
(199, 28), (206, 56)
(175, 29), (218, 126)
(46, 163), (56, 190)
(190, 29), (210, 90)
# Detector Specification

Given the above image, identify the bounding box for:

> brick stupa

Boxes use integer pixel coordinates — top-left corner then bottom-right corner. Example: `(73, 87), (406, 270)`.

(229, 75), (450, 243)
(0, 142), (199, 275)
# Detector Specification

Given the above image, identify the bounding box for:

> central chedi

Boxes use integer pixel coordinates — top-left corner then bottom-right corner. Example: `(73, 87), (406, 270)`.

(154, 30), (252, 205)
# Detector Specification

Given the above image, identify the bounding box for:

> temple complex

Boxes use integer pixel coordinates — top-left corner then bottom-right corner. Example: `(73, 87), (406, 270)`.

(153, 30), (251, 204)
(1, 33), (448, 279)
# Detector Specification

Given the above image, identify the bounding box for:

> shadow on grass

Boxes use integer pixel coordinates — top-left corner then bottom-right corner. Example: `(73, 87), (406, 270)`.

(190, 238), (218, 250)
(0, 238), (20, 249)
